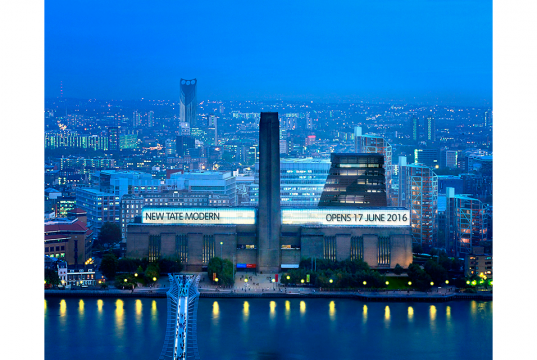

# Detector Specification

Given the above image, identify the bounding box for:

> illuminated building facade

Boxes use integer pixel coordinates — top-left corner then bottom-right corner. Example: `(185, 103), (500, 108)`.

(354, 131), (395, 206)
(319, 153), (387, 207)
(248, 158), (331, 207)
(398, 163), (438, 248)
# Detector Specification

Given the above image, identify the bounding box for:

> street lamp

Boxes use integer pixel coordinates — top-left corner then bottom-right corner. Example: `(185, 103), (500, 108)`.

(215, 278), (219, 283)
(363, 281), (367, 286)
(430, 282), (434, 286)
(271, 279), (275, 283)
(244, 278), (248, 283)
(445, 280), (449, 285)
(220, 241), (223, 258)
(124, 279), (127, 283)
(329, 279), (333, 284)
(471, 280), (477, 286)
(286, 275), (290, 280)
(153, 277), (157, 282)
(466, 280), (470, 285)
(134, 273), (138, 277)
(385, 281), (389, 286)
(301, 279), (304, 284)
(408, 281), (412, 286)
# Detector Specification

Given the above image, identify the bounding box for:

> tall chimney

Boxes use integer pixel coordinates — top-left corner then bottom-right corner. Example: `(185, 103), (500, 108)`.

(258, 112), (280, 273)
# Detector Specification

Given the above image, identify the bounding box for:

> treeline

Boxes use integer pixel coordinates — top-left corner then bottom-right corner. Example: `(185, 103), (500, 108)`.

(98, 252), (182, 289)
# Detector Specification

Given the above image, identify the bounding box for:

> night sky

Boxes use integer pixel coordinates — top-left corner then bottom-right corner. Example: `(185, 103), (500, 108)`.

(45, 0), (492, 105)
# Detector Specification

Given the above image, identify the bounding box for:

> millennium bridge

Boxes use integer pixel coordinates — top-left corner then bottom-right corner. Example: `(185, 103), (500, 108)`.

(158, 274), (201, 360)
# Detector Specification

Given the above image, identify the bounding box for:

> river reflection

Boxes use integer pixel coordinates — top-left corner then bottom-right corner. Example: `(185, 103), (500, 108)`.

(45, 298), (492, 360)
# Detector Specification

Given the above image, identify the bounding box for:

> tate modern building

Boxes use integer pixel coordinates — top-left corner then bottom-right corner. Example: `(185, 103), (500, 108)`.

(126, 113), (413, 273)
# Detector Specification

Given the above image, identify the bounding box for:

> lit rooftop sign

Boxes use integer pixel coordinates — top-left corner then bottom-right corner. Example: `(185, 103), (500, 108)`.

(142, 208), (256, 225)
(282, 209), (410, 226)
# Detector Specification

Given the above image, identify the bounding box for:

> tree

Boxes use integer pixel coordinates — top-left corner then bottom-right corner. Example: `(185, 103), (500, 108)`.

(145, 263), (160, 282)
(158, 257), (183, 274)
(45, 268), (60, 286)
(100, 253), (119, 280)
(207, 257), (234, 286)
(423, 259), (448, 284)
(407, 263), (433, 291)
(393, 264), (404, 275)
(95, 222), (121, 248)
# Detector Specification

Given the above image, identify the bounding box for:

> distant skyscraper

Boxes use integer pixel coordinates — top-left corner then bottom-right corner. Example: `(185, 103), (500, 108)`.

(426, 116), (436, 141)
(147, 111), (154, 128)
(412, 116), (419, 142)
(107, 126), (120, 152)
(319, 153), (387, 207)
(207, 114), (217, 145)
(132, 111), (141, 128)
(484, 111), (490, 128)
(180, 78), (197, 127)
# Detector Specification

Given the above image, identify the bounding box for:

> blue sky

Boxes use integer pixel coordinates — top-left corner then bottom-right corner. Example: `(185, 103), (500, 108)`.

(45, 0), (492, 105)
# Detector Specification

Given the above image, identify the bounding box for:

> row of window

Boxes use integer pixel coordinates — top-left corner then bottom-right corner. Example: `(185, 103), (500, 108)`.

(46, 246), (65, 252)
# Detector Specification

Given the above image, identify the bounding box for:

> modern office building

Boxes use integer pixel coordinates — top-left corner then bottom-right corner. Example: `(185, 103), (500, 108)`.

(414, 148), (441, 169)
(411, 116), (419, 141)
(444, 189), (487, 255)
(132, 111), (141, 128)
(107, 127), (120, 151)
(398, 162), (438, 248)
(176, 135), (196, 157)
(426, 116), (436, 141)
(438, 175), (463, 195)
(248, 158), (331, 207)
(319, 153), (387, 208)
(75, 188), (120, 231)
(126, 112), (412, 273)
(166, 171), (237, 206)
(180, 78), (197, 127)
(45, 132), (109, 151)
(95, 170), (161, 197)
(147, 111), (155, 128)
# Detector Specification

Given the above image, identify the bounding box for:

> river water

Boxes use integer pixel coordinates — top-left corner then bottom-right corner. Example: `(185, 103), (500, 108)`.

(44, 297), (492, 360)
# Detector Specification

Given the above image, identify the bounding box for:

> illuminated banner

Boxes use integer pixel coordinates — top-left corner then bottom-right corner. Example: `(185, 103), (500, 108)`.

(142, 208), (256, 225)
(281, 209), (410, 226)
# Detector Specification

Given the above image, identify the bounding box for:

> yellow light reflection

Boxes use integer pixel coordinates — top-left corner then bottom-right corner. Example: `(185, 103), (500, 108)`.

(116, 299), (124, 317)
(446, 306), (451, 320)
(270, 301), (276, 319)
(430, 305), (437, 321)
(285, 300), (291, 315)
(136, 300), (142, 316)
(363, 304), (368, 324)
(329, 301), (336, 320)
(385, 306), (390, 321)
(44, 300), (47, 311)
(151, 300), (157, 316)
(79, 299), (84, 315)
(243, 301), (250, 320)
(471, 300), (477, 316)
(213, 301), (220, 318)
(408, 306), (414, 321)
(97, 299), (103, 312)
(60, 299), (66, 316)
(300, 301), (306, 315)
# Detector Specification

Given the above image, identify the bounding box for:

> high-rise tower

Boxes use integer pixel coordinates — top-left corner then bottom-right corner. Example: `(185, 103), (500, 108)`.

(258, 112), (281, 272)
(412, 116), (419, 142)
(426, 116), (436, 141)
(180, 79), (197, 127)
